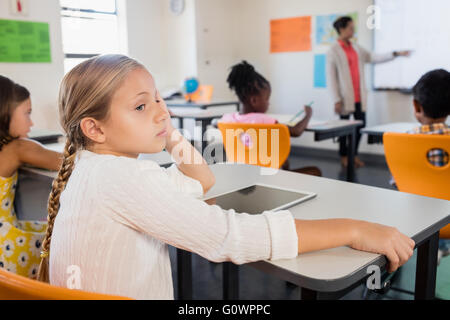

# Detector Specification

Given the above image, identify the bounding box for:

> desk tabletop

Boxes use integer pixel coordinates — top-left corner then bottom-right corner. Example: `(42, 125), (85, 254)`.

(266, 114), (363, 132)
(206, 163), (450, 291)
(362, 122), (420, 136)
(28, 128), (63, 143)
(165, 100), (239, 108)
(306, 119), (363, 132)
(168, 107), (230, 119)
(363, 120), (450, 136)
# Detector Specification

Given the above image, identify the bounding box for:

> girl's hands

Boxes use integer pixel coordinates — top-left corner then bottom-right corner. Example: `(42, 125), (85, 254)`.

(304, 105), (313, 118)
(334, 101), (343, 114)
(289, 105), (313, 137)
(350, 221), (415, 273)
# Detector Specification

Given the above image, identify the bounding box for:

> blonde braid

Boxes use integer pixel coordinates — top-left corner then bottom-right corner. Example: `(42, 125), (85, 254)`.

(37, 139), (77, 282)
(36, 54), (144, 283)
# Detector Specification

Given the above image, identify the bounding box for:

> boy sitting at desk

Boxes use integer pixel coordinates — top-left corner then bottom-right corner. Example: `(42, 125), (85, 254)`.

(409, 69), (450, 148)
(409, 68), (450, 262)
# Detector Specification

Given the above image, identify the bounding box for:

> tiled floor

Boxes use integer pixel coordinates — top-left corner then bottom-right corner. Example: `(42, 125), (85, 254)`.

(168, 148), (437, 300)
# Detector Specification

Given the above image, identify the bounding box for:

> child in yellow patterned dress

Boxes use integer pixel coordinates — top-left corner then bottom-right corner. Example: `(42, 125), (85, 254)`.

(0, 75), (62, 278)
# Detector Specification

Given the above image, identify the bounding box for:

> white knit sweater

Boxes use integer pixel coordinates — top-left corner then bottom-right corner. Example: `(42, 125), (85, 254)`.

(49, 150), (298, 300)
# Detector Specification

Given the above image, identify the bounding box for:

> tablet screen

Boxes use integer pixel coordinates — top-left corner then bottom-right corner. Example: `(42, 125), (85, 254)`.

(205, 184), (315, 215)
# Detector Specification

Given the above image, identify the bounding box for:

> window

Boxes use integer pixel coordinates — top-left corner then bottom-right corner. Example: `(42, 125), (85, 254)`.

(60, 0), (123, 73)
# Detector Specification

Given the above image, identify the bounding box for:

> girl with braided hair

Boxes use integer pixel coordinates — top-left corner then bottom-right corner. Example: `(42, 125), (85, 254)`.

(223, 61), (312, 137)
(0, 75), (62, 278)
(37, 55), (414, 299)
(221, 61), (321, 175)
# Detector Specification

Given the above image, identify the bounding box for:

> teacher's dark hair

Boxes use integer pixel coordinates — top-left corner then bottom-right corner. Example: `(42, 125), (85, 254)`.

(227, 61), (270, 104)
(0, 75), (30, 150)
(412, 69), (450, 119)
(333, 16), (353, 34)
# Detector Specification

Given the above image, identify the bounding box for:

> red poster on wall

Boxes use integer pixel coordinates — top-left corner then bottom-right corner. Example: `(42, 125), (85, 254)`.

(270, 16), (312, 53)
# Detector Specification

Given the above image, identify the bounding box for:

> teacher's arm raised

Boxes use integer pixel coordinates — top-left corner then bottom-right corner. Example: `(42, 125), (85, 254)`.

(358, 45), (411, 64)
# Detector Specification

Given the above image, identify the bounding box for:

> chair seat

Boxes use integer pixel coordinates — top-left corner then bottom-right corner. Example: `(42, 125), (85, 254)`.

(0, 267), (131, 300)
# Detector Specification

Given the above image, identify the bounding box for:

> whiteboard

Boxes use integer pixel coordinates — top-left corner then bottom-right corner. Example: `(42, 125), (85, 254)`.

(373, 0), (450, 89)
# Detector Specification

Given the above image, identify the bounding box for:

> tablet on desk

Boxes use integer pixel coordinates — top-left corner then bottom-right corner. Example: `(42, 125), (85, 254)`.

(203, 184), (316, 214)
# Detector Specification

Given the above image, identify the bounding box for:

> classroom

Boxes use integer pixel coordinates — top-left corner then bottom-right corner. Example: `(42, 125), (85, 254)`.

(0, 0), (449, 306)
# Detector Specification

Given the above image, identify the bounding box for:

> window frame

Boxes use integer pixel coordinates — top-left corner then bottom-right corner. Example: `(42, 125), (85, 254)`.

(60, 0), (120, 68)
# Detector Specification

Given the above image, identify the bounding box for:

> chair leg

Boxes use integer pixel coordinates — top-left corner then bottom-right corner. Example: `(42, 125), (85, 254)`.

(362, 286), (370, 300)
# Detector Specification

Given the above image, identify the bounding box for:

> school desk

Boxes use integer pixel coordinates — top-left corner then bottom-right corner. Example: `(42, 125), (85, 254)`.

(169, 109), (232, 154)
(306, 120), (363, 182)
(362, 120), (450, 144)
(29, 128), (63, 144)
(166, 100), (239, 152)
(267, 115), (363, 182)
(176, 163), (449, 300)
(361, 122), (420, 144)
(166, 100), (240, 111)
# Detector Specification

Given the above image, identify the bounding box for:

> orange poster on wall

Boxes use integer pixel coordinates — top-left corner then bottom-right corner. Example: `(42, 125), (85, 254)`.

(270, 16), (312, 53)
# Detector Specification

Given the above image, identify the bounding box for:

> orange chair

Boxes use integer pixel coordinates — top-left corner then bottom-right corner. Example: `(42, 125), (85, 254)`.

(384, 132), (450, 238)
(185, 85), (214, 103)
(0, 267), (132, 300)
(217, 122), (291, 169)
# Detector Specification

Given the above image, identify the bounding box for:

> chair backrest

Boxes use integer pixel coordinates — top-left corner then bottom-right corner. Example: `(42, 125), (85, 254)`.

(185, 85), (214, 103)
(384, 132), (450, 238)
(0, 267), (132, 300)
(218, 122), (291, 169)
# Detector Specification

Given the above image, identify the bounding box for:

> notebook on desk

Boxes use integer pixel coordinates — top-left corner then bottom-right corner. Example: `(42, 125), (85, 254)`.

(266, 113), (308, 127)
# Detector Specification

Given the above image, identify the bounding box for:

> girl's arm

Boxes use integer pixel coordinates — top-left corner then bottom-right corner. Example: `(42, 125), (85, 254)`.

(164, 121), (215, 194)
(288, 105), (312, 137)
(16, 139), (63, 171)
(295, 219), (415, 273)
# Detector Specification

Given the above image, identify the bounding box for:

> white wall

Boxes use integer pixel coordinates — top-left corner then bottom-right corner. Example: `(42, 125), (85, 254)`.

(0, 0), (65, 131)
(194, 0), (417, 154)
(194, 0), (240, 100)
(126, 0), (197, 93)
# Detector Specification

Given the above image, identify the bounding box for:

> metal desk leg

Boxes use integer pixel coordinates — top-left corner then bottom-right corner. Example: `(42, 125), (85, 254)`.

(201, 120), (209, 155)
(415, 232), (439, 300)
(177, 248), (193, 300)
(178, 118), (184, 130)
(223, 262), (239, 300)
(300, 287), (318, 300)
(346, 128), (356, 182)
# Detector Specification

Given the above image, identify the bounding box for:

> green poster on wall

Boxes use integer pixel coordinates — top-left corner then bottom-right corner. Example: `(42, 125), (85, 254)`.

(0, 19), (51, 63)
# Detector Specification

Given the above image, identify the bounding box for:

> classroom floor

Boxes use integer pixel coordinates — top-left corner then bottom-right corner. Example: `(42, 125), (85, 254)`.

(168, 147), (448, 300)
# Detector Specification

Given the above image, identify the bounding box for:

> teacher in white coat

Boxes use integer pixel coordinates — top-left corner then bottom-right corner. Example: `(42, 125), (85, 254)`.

(327, 16), (410, 168)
